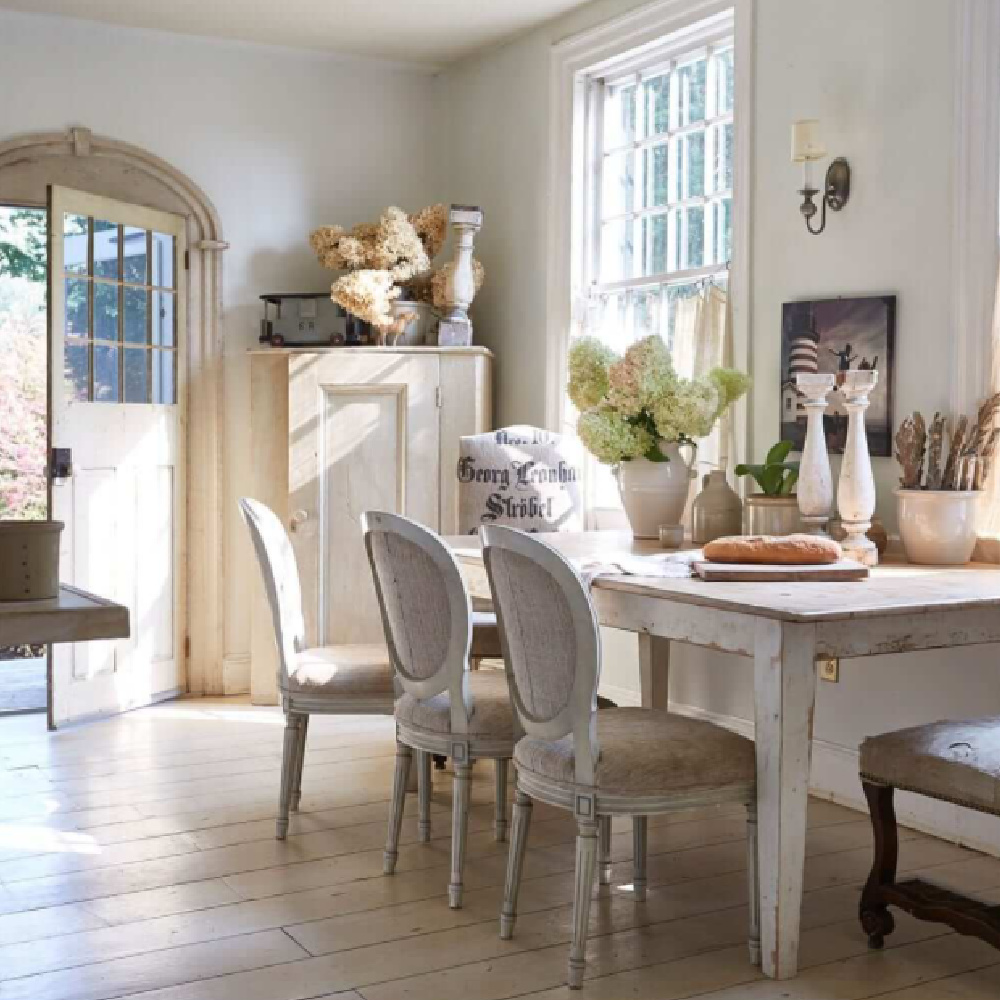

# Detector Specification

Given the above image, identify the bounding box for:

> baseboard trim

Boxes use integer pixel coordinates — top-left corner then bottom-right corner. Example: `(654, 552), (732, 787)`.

(670, 700), (1000, 859)
(598, 682), (642, 707)
(221, 654), (251, 696)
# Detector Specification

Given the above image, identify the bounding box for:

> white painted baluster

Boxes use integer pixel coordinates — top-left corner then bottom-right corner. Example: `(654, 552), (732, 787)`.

(795, 373), (836, 535)
(837, 369), (879, 566)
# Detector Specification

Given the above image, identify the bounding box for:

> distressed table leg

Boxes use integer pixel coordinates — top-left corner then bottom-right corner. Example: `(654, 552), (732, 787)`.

(753, 619), (817, 980)
(638, 633), (670, 709)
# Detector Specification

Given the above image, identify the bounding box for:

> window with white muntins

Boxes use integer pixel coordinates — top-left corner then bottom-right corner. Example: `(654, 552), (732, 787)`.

(568, 13), (737, 520)
(582, 28), (734, 354)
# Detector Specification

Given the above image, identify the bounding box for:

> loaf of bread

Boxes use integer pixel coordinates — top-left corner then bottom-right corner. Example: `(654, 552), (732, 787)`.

(702, 534), (842, 565)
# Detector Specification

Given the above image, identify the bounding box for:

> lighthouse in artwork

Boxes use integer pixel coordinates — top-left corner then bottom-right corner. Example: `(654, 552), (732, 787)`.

(780, 303), (820, 424)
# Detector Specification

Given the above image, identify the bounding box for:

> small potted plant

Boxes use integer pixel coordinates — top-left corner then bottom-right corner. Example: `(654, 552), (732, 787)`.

(566, 336), (750, 538)
(736, 441), (801, 535)
(893, 396), (998, 565)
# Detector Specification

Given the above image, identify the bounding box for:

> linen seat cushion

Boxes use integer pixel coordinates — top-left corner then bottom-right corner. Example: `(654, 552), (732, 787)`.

(514, 707), (755, 796)
(395, 669), (514, 737)
(286, 644), (394, 697)
(860, 717), (1000, 816)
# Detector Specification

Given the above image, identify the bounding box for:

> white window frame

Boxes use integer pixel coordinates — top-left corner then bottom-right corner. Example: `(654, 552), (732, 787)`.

(546, 0), (754, 524)
(583, 32), (734, 310)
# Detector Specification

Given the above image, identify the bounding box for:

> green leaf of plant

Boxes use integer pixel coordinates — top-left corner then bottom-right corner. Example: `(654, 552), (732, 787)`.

(759, 466), (783, 495)
(779, 468), (799, 494)
(644, 441), (670, 462)
(766, 440), (794, 466)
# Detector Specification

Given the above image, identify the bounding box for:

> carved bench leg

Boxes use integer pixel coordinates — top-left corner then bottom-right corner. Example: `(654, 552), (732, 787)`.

(860, 780), (898, 950)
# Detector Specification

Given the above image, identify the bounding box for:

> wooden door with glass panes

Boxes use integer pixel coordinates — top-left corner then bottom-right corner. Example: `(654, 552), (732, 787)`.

(47, 185), (186, 728)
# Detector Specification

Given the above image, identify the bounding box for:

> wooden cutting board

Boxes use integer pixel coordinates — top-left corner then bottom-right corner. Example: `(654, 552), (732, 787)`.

(693, 559), (869, 582)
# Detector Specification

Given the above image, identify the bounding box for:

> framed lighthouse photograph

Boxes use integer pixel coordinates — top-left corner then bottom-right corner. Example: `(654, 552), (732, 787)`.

(780, 295), (896, 456)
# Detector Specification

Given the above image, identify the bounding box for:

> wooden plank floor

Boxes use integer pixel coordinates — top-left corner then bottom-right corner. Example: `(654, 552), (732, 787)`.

(0, 655), (46, 713)
(1, 698), (999, 1000)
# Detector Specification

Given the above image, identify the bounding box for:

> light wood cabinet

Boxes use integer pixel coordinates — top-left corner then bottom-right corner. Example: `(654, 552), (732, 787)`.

(248, 347), (492, 704)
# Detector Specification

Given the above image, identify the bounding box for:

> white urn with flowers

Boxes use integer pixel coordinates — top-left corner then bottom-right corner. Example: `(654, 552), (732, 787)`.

(567, 336), (751, 539)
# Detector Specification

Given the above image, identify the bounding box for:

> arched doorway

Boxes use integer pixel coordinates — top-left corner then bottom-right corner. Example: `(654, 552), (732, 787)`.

(0, 126), (226, 702)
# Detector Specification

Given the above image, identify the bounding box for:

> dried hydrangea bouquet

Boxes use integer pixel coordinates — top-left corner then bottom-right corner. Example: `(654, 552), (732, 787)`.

(309, 204), (484, 345)
(567, 335), (750, 537)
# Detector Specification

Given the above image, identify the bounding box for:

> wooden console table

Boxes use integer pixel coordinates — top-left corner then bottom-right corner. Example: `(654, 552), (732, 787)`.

(0, 585), (129, 647)
(448, 530), (1000, 980)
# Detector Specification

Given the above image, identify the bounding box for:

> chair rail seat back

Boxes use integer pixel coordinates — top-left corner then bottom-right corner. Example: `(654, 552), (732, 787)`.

(239, 498), (305, 690)
(482, 524), (600, 785)
(363, 511), (474, 733)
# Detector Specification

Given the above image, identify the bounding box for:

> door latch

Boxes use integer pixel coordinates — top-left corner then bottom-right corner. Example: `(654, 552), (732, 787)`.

(50, 447), (73, 483)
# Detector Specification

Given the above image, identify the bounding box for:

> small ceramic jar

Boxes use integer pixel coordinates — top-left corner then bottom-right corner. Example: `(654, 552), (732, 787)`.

(691, 470), (743, 543)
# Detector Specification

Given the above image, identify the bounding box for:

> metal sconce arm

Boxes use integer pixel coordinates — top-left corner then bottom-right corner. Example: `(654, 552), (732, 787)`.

(799, 157), (851, 235)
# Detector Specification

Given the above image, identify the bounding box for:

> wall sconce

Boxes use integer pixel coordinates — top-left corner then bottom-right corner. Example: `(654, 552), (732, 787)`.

(791, 119), (851, 235)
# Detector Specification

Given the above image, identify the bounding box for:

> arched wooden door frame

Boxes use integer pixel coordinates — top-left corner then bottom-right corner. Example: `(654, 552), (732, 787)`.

(0, 126), (227, 696)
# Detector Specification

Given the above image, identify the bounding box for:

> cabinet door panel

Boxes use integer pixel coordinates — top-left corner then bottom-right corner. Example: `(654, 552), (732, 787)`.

(289, 353), (440, 646)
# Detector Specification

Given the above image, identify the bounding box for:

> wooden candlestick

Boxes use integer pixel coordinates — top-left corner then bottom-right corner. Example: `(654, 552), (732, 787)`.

(837, 369), (879, 566)
(795, 373), (836, 535)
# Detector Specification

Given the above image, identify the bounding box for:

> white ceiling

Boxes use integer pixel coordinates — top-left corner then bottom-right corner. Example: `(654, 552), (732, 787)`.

(0, 0), (595, 66)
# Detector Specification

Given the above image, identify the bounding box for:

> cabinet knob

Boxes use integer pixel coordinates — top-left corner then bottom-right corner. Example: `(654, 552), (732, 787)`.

(290, 510), (310, 532)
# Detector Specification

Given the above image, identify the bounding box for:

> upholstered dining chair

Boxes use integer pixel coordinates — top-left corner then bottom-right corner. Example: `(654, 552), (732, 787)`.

(240, 497), (396, 840)
(482, 524), (760, 989)
(859, 718), (1000, 952)
(362, 510), (516, 908)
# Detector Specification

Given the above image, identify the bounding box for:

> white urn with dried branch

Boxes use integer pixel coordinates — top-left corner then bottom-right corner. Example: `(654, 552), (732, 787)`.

(893, 393), (1000, 565)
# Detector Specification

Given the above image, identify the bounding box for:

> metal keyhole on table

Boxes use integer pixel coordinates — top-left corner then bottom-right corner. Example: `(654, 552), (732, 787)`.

(290, 510), (310, 533)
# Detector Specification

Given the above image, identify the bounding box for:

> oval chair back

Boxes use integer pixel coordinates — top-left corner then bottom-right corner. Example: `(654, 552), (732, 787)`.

(239, 497), (304, 693)
(481, 524), (601, 785)
(362, 511), (474, 734)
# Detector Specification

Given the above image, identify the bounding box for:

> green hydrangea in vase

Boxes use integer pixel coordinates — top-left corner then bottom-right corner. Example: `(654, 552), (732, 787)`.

(568, 335), (750, 538)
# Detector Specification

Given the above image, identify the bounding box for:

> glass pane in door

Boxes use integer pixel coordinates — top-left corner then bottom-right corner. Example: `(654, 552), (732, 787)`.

(94, 345), (119, 402)
(93, 220), (119, 279)
(94, 282), (118, 343)
(124, 288), (147, 345)
(63, 214), (88, 273)
(152, 232), (175, 288)
(123, 347), (148, 403)
(122, 227), (148, 284)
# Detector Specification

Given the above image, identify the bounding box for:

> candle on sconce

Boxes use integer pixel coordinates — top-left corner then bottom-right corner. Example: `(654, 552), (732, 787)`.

(791, 119), (825, 161)
(792, 119), (826, 191)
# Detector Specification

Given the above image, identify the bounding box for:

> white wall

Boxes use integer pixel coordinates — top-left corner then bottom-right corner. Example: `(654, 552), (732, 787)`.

(0, 11), (439, 690)
(436, 0), (1000, 851)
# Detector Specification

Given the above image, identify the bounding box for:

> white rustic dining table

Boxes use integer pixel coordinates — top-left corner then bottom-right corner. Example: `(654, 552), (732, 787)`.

(446, 529), (1000, 980)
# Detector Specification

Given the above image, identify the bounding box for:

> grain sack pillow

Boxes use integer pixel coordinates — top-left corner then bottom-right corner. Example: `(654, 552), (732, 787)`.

(457, 426), (584, 534)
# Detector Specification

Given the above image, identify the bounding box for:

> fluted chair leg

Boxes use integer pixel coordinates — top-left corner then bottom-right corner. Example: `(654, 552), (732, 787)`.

(568, 819), (599, 989)
(417, 750), (432, 843)
(276, 713), (302, 840)
(384, 742), (412, 874)
(598, 814), (612, 885)
(500, 787), (533, 939)
(290, 714), (309, 812)
(494, 758), (509, 842)
(633, 815), (647, 902)
(449, 761), (473, 908)
(746, 801), (761, 966)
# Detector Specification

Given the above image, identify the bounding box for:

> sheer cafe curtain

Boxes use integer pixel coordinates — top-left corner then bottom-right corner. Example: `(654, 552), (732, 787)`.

(980, 259), (1000, 539)
(672, 282), (733, 477)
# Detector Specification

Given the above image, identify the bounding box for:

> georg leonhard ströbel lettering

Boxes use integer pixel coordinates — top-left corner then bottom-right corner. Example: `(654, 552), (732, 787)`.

(456, 457), (580, 492)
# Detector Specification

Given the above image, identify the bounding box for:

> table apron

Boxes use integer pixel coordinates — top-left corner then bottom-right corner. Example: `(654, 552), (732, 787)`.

(591, 589), (758, 656)
(592, 591), (1000, 660)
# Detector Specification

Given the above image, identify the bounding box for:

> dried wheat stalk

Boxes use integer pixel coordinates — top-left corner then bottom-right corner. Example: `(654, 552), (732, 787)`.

(925, 412), (945, 490)
(894, 412), (927, 489)
(941, 415), (968, 490)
